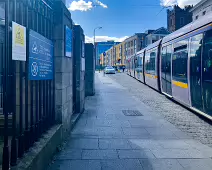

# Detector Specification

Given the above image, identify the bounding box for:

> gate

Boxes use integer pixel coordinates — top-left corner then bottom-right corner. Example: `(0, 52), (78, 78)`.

(0, 0), (55, 169)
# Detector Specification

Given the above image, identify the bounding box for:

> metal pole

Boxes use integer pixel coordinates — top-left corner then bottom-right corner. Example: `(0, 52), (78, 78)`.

(93, 29), (96, 70)
(10, 0), (17, 165)
(93, 27), (102, 71)
(2, 0), (10, 169)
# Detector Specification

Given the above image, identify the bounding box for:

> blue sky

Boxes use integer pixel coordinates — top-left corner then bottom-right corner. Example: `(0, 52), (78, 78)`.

(66, 0), (200, 42)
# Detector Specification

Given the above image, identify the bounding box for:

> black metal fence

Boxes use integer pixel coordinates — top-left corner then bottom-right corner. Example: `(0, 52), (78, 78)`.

(0, 0), (55, 169)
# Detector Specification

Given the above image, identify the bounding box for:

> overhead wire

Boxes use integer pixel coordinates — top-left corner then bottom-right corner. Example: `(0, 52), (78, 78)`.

(156, 0), (174, 16)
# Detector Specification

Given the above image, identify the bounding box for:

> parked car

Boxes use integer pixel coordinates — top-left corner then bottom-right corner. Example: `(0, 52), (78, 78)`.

(104, 66), (116, 74)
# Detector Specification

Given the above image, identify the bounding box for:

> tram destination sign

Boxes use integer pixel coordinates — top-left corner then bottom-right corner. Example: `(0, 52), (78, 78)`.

(29, 30), (54, 80)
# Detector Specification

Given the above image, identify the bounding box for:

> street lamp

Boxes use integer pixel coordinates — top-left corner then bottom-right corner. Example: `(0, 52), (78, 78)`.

(93, 27), (102, 71)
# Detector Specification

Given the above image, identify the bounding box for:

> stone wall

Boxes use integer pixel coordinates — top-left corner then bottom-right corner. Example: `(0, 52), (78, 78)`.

(73, 25), (85, 114)
(85, 43), (95, 97)
(54, 1), (73, 136)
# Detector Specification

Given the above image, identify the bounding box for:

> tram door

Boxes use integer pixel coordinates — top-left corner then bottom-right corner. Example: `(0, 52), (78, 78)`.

(190, 34), (204, 111)
(202, 29), (212, 116)
(161, 45), (172, 96)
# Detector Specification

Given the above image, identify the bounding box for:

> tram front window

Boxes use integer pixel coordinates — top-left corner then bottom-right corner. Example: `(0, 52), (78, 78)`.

(203, 29), (212, 115)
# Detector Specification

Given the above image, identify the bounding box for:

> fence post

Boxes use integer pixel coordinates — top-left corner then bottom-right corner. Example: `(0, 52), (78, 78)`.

(2, 0), (10, 169)
(10, 0), (18, 166)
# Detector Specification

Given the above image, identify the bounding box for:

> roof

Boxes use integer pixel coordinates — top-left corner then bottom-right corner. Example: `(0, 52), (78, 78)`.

(162, 12), (212, 44)
(190, 0), (208, 12)
(151, 27), (170, 35)
(124, 33), (144, 41)
(136, 49), (145, 55)
(145, 39), (162, 51)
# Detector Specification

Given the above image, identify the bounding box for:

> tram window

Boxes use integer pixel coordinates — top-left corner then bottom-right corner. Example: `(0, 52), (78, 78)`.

(145, 52), (150, 74)
(172, 39), (188, 83)
(136, 53), (143, 73)
(190, 34), (203, 76)
(161, 46), (167, 73)
(203, 29), (212, 114)
(203, 30), (212, 82)
(166, 45), (172, 75)
(145, 49), (157, 75)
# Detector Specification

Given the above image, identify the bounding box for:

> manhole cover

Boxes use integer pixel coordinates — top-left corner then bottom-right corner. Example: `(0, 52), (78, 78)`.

(122, 110), (143, 116)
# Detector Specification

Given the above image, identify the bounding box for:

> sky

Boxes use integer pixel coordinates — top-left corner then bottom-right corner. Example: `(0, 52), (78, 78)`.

(66, 0), (201, 43)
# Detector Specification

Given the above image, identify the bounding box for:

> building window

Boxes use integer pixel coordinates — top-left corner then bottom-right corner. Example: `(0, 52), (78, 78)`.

(203, 11), (206, 16)
(180, 17), (184, 25)
(196, 15), (199, 20)
(170, 18), (173, 26)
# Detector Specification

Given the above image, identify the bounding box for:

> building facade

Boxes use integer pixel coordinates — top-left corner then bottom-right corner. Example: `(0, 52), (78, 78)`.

(95, 41), (120, 69)
(167, 5), (192, 32)
(190, 0), (212, 21)
(124, 33), (146, 60)
(145, 27), (170, 46)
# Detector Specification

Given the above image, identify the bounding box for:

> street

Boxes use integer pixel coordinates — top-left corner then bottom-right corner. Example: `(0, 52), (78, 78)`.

(48, 72), (212, 170)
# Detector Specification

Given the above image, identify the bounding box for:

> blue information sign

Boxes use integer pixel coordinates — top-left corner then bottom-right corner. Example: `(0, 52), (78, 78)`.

(29, 30), (54, 80)
(66, 26), (72, 58)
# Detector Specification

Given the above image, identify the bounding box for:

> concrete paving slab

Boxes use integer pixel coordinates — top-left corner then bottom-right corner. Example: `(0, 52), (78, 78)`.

(56, 150), (82, 160)
(122, 127), (150, 137)
(66, 138), (99, 149)
(49, 160), (102, 170)
(151, 148), (192, 158)
(82, 150), (119, 159)
(140, 159), (184, 170)
(178, 159), (212, 170)
(128, 139), (164, 149)
(117, 149), (156, 159)
(128, 119), (164, 128)
(99, 139), (132, 149)
(157, 140), (192, 149)
(101, 159), (143, 170)
(86, 119), (131, 128)
(145, 127), (178, 138)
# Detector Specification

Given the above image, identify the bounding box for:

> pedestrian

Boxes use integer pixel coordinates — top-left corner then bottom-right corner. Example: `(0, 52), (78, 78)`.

(123, 66), (125, 73)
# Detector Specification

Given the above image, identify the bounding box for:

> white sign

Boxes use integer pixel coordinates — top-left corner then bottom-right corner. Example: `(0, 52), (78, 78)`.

(81, 58), (85, 71)
(12, 21), (26, 61)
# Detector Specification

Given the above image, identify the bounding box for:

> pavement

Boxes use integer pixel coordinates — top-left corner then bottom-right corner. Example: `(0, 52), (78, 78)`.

(48, 72), (212, 170)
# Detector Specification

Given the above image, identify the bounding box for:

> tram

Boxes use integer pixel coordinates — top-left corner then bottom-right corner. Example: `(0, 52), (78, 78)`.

(127, 13), (212, 120)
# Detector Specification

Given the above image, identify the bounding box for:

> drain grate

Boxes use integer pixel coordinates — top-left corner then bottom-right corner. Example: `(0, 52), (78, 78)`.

(122, 110), (143, 116)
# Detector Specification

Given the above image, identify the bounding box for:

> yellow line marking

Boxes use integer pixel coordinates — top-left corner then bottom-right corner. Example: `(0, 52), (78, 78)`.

(172, 80), (188, 89)
(145, 73), (158, 79)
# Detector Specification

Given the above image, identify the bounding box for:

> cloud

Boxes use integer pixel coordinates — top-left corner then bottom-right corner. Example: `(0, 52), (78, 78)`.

(160, 0), (201, 8)
(96, 0), (108, 8)
(68, 0), (107, 12)
(85, 35), (129, 43)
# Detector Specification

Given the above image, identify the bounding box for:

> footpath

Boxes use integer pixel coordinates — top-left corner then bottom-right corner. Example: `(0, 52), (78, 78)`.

(48, 73), (212, 170)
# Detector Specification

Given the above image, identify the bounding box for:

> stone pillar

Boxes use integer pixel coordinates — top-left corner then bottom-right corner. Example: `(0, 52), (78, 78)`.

(73, 25), (85, 114)
(53, 1), (73, 136)
(85, 43), (95, 97)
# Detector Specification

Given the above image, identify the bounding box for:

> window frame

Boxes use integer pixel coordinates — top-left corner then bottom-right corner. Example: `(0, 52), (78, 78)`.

(145, 48), (157, 75)
(172, 39), (189, 84)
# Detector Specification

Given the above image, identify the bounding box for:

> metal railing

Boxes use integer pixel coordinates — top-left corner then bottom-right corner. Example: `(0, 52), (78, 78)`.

(0, 0), (55, 169)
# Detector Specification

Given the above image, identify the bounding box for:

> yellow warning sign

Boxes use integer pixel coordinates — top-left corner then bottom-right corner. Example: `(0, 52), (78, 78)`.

(15, 25), (25, 46)
(12, 21), (26, 61)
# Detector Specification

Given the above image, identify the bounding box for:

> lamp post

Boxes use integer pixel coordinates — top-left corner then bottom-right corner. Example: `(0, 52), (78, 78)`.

(93, 27), (102, 71)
